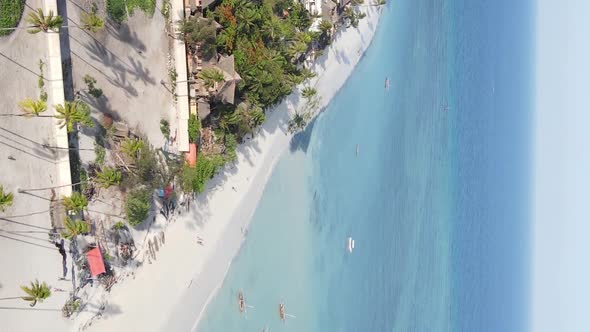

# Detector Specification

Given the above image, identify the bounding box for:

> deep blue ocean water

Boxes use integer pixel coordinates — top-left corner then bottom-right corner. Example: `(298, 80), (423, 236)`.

(197, 1), (535, 331)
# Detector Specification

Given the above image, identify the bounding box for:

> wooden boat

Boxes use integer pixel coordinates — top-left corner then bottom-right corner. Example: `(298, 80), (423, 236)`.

(238, 291), (245, 313)
(279, 302), (285, 322)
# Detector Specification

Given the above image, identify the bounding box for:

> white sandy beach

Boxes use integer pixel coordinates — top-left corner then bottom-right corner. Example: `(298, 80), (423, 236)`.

(76, 5), (382, 332)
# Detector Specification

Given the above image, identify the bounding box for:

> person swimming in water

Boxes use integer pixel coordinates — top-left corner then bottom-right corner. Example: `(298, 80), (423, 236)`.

(385, 77), (390, 91)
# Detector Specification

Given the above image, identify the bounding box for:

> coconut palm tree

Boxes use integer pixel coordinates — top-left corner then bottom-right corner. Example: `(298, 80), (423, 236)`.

(319, 20), (333, 34)
(288, 112), (309, 133)
(20, 280), (51, 307)
(288, 41), (308, 60)
(62, 192), (88, 214)
(61, 217), (89, 239)
(0, 185), (14, 212)
(26, 9), (63, 34)
(198, 68), (225, 90)
(18, 98), (49, 117)
(95, 167), (121, 188)
(302, 87), (317, 100)
(55, 101), (94, 133)
(249, 108), (266, 130)
(121, 138), (144, 159)
(80, 7), (104, 33)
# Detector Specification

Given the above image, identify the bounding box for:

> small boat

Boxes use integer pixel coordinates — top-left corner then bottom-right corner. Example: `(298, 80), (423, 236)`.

(238, 291), (245, 313)
(355, 144), (359, 156)
(348, 237), (354, 253)
(385, 77), (390, 91)
(279, 302), (286, 322)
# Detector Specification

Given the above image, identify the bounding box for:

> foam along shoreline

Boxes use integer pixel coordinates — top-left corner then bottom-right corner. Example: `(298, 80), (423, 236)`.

(79, 5), (382, 332)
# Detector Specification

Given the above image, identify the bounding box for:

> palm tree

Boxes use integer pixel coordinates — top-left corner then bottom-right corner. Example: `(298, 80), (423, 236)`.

(95, 167), (121, 188)
(61, 217), (89, 239)
(198, 68), (225, 90)
(288, 112), (309, 133)
(288, 41), (308, 60)
(298, 68), (316, 83)
(0, 185), (14, 212)
(55, 101), (94, 133)
(80, 6), (104, 33)
(62, 192), (88, 214)
(18, 98), (49, 117)
(20, 280), (51, 307)
(319, 19), (333, 37)
(121, 138), (144, 159)
(302, 87), (317, 100)
(249, 108), (266, 130)
(26, 9), (63, 34)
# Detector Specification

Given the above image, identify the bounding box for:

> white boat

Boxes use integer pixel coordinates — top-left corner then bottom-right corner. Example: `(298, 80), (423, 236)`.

(348, 237), (354, 253)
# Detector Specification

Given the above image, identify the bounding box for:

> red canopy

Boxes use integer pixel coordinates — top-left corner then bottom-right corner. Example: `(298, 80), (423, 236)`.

(86, 247), (106, 277)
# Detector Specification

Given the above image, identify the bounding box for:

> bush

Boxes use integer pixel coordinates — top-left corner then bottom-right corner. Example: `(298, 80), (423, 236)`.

(0, 0), (25, 36)
(126, 189), (150, 226)
(107, 0), (126, 23)
(136, 143), (160, 188)
(126, 0), (155, 16)
(94, 143), (105, 165)
(160, 119), (170, 138)
(180, 156), (220, 193)
(95, 167), (121, 188)
(107, 0), (154, 23)
(188, 113), (201, 143)
(113, 221), (125, 230)
(121, 137), (144, 159)
(62, 192), (88, 214)
(223, 133), (238, 162)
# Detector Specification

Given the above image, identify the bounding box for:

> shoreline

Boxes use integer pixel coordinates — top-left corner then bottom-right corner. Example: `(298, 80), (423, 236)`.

(79, 5), (383, 331)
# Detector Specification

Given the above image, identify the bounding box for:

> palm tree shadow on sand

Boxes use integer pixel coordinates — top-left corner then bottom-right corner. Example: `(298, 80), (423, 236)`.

(289, 117), (317, 153)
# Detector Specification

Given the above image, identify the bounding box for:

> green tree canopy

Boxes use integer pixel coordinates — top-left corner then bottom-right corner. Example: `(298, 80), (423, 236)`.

(55, 101), (94, 133)
(62, 192), (88, 214)
(197, 67), (225, 89)
(126, 189), (150, 226)
(26, 9), (62, 34)
(61, 217), (90, 239)
(18, 98), (48, 117)
(179, 16), (218, 59)
(20, 280), (51, 307)
(0, 185), (14, 212)
(95, 167), (122, 188)
(81, 4), (104, 33)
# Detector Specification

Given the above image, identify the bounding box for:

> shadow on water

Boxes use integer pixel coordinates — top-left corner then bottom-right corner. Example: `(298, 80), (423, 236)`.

(289, 117), (317, 153)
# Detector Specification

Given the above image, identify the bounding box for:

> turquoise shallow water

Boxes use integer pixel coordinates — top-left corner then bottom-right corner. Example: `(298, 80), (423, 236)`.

(197, 1), (535, 331)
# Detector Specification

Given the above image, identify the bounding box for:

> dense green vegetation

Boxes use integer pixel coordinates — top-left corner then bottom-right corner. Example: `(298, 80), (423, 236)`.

(95, 167), (122, 188)
(126, 189), (150, 226)
(80, 4), (104, 33)
(188, 113), (201, 143)
(20, 280), (51, 307)
(106, 0), (126, 23)
(181, 155), (223, 194)
(0, 185), (14, 212)
(178, 0), (321, 194)
(0, 0), (24, 36)
(107, 0), (155, 23)
(62, 192), (88, 214)
(213, 0), (313, 109)
(61, 217), (90, 239)
(179, 16), (218, 59)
